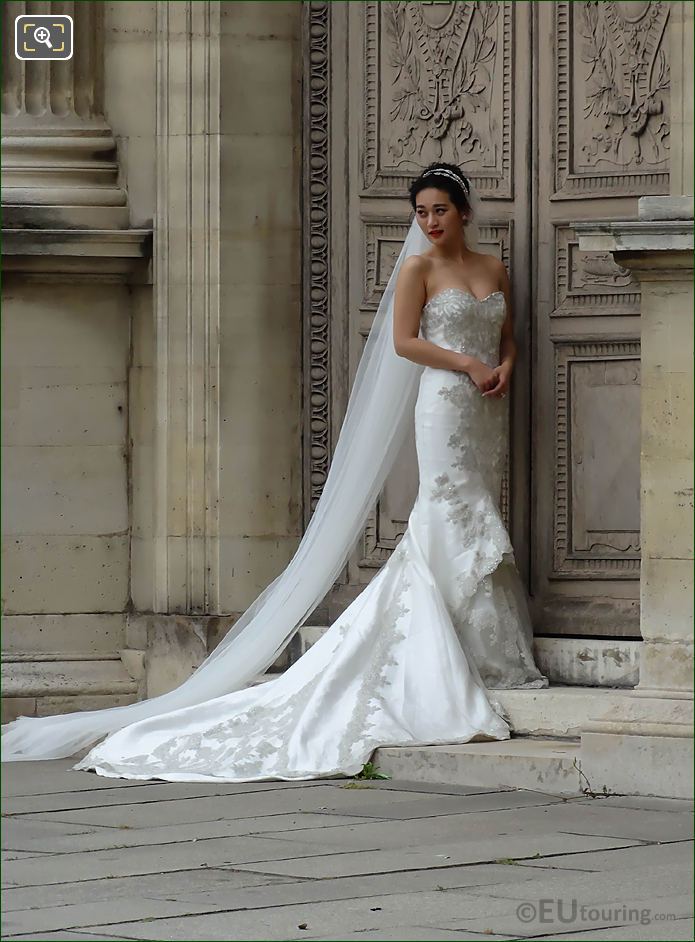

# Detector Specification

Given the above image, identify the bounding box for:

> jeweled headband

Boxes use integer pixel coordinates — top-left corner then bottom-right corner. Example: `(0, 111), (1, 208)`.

(422, 167), (470, 197)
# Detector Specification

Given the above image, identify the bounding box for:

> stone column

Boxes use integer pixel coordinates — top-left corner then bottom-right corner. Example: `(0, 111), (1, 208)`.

(1, 0), (127, 228)
(621, 228), (693, 698)
(573, 2), (694, 798)
(574, 219), (694, 798)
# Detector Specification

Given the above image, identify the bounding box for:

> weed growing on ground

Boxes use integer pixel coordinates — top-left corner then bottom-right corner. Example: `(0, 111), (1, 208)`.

(355, 761), (390, 780)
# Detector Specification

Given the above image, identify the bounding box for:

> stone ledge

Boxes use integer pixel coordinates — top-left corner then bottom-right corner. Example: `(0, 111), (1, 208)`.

(1, 658), (138, 699)
(584, 690), (694, 737)
(2, 227), (152, 278)
(575, 219), (694, 257)
(489, 686), (638, 738)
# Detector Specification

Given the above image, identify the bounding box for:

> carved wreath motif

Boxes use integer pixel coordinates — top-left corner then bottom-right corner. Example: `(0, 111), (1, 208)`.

(384, 0), (498, 165)
(580, 0), (670, 167)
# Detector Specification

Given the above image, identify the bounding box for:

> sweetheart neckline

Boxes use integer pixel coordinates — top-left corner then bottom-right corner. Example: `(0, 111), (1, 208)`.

(424, 287), (504, 309)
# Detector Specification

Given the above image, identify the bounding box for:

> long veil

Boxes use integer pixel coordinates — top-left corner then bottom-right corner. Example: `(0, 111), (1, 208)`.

(2, 215), (434, 760)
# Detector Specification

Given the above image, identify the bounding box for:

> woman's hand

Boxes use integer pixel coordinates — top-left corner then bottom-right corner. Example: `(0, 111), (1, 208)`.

(481, 361), (512, 398)
(464, 357), (499, 394)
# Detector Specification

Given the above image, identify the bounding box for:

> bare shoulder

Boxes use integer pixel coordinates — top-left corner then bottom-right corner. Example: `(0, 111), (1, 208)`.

(400, 253), (431, 278)
(472, 251), (509, 292)
(397, 253), (430, 291)
(474, 251), (507, 276)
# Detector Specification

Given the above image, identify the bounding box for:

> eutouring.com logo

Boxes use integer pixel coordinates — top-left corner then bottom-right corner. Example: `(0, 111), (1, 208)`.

(516, 899), (679, 927)
(15, 14), (73, 61)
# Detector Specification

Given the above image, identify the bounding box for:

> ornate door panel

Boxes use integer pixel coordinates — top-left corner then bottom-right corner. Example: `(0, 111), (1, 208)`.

(532, 1), (669, 637)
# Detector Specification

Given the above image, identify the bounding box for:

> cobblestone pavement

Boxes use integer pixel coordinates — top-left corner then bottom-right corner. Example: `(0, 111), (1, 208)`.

(2, 759), (693, 941)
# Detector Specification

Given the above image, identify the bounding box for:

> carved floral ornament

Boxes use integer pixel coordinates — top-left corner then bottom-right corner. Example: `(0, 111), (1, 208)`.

(580, 0), (669, 168)
(384, 0), (499, 169)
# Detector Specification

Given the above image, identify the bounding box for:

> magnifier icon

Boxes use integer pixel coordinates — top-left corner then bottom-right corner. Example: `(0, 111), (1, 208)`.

(34, 25), (53, 49)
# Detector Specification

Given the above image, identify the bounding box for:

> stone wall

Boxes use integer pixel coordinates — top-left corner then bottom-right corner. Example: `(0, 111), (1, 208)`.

(2, 281), (134, 719)
(1, 0), (146, 717)
(2, 1), (304, 711)
(217, 1), (303, 614)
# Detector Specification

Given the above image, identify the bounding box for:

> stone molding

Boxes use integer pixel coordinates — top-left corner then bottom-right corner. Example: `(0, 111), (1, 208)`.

(2, 228), (151, 278)
(302, 1), (331, 519)
(575, 218), (694, 258)
(585, 692), (693, 737)
(1, 2), (128, 229)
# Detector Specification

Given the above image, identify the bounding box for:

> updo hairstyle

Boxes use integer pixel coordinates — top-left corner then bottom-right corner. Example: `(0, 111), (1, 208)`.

(408, 162), (472, 215)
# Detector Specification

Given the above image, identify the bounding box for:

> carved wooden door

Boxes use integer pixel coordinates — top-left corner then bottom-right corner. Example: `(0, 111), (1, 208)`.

(532, 1), (669, 638)
(302, 1), (669, 638)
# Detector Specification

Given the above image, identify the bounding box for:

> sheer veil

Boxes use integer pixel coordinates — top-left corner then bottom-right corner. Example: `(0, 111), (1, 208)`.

(2, 214), (443, 761)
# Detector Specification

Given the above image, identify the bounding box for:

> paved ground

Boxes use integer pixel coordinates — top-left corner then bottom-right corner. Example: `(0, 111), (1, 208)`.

(1, 759), (693, 941)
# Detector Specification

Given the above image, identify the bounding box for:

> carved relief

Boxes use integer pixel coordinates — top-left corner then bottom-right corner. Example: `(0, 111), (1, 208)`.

(554, 227), (640, 314)
(302, 2), (331, 518)
(556, 0), (670, 197)
(581, 1), (669, 167)
(364, 1), (512, 198)
(553, 340), (641, 579)
(363, 220), (410, 309)
(575, 254), (633, 289)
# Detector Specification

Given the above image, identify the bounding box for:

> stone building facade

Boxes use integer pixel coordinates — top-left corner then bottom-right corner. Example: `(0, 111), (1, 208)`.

(2, 1), (692, 797)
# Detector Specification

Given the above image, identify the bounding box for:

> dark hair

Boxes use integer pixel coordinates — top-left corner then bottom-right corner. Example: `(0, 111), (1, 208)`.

(408, 162), (472, 214)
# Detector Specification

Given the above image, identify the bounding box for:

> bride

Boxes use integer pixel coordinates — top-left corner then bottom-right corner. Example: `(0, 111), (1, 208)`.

(2, 163), (547, 782)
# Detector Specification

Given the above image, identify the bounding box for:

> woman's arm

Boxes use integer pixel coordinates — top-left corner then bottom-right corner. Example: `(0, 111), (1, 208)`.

(392, 256), (475, 373)
(482, 260), (516, 399)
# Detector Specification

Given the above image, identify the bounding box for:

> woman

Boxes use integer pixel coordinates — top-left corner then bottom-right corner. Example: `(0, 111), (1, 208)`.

(2, 163), (547, 781)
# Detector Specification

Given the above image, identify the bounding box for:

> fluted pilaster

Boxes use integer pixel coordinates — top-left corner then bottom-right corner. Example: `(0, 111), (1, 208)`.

(151, 1), (222, 614)
(1, 0), (127, 227)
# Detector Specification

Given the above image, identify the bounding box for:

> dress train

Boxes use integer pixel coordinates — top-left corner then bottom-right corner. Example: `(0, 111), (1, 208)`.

(73, 287), (547, 783)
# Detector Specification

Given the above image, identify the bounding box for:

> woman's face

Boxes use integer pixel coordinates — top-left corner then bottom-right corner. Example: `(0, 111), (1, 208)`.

(414, 187), (465, 246)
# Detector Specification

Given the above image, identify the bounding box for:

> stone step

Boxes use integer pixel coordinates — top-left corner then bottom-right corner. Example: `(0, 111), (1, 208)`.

(1, 693), (139, 725)
(373, 738), (584, 796)
(488, 685), (636, 738)
(1, 657), (139, 699)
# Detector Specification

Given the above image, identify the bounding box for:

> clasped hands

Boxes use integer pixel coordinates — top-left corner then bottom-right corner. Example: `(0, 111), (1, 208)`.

(465, 357), (512, 399)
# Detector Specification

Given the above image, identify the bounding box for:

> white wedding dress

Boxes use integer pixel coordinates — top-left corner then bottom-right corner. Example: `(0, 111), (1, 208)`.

(73, 287), (547, 783)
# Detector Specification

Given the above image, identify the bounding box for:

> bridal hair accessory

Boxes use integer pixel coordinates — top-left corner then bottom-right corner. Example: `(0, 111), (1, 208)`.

(422, 167), (470, 197)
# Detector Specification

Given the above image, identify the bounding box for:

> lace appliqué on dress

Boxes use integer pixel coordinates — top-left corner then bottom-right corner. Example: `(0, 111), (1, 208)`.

(337, 571), (411, 769)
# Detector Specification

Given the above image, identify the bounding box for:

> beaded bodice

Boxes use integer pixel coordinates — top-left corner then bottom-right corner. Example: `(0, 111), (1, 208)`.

(420, 288), (506, 364)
